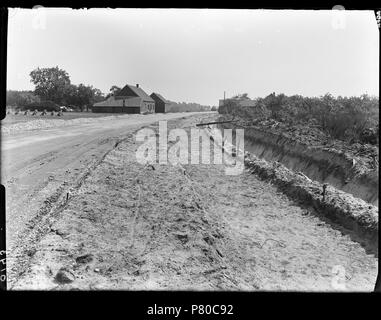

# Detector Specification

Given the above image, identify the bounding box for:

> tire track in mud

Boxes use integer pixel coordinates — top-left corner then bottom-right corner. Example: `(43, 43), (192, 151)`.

(8, 114), (217, 288)
(7, 133), (138, 288)
(112, 117), (235, 288)
(11, 115), (235, 290)
(119, 157), (242, 289)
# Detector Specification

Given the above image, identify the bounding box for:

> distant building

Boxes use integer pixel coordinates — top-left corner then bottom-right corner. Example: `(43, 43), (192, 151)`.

(150, 92), (170, 113)
(92, 84), (155, 114)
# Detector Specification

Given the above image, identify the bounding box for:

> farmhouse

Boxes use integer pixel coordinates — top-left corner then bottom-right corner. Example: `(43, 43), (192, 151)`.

(92, 84), (155, 114)
(150, 92), (170, 113)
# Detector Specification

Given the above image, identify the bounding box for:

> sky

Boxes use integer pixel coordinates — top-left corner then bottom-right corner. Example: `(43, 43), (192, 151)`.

(7, 8), (379, 106)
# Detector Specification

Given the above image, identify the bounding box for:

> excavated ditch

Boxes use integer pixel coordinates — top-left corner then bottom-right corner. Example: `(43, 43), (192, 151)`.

(206, 123), (378, 252)
(219, 122), (378, 207)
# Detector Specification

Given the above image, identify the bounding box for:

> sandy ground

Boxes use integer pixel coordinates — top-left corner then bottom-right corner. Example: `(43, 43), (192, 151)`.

(1, 112), (210, 286)
(6, 115), (377, 291)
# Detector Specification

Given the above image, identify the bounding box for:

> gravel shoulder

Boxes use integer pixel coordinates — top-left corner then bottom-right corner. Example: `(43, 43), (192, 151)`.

(11, 116), (378, 291)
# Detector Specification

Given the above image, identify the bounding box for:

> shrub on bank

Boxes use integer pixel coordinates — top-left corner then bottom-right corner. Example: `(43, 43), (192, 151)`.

(219, 93), (379, 145)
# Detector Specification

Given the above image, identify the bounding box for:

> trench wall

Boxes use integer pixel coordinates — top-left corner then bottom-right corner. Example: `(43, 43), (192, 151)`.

(220, 123), (378, 206)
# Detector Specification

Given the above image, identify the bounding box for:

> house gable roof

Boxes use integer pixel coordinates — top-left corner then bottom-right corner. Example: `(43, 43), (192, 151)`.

(93, 96), (142, 107)
(116, 84), (154, 102)
(151, 92), (170, 104)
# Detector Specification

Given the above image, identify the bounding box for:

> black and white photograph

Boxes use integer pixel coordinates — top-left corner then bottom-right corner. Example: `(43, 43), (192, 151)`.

(0, 7), (379, 294)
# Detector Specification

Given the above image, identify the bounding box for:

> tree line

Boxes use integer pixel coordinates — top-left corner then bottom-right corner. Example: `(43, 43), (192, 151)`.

(6, 66), (105, 111)
(7, 66), (214, 113)
(7, 66), (110, 111)
(166, 100), (212, 112)
(219, 92), (379, 145)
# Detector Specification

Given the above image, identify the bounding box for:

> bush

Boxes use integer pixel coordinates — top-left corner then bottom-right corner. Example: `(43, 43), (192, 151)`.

(166, 101), (211, 112)
(218, 98), (270, 121)
(6, 90), (40, 107)
(219, 93), (379, 145)
(23, 100), (60, 112)
(360, 125), (379, 145)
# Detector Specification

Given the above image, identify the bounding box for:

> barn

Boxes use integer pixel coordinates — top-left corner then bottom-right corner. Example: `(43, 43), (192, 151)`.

(150, 92), (170, 113)
(92, 84), (155, 114)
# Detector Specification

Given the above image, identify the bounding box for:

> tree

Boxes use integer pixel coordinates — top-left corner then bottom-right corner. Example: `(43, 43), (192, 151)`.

(30, 66), (71, 104)
(28, 66), (105, 111)
(92, 88), (104, 103)
(105, 85), (122, 99)
(262, 93), (286, 120)
(6, 90), (40, 107)
(110, 85), (121, 95)
(63, 84), (79, 106)
(88, 87), (104, 111)
(61, 83), (104, 111)
(231, 93), (250, 101)
(72, 84), (93, 111)
(218, 98), (240, 115)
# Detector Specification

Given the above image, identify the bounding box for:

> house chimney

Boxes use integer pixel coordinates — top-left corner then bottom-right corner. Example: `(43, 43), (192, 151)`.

(136, 84), (139, 88)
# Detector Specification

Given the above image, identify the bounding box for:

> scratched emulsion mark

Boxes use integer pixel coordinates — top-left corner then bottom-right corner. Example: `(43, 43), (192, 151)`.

(32, 5), (47, 30)
(331, 5), (346, 30)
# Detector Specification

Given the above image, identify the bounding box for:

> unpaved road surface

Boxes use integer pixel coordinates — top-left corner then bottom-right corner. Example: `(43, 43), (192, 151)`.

(2, 113), (378, 290)
(1, 112), (209, 286)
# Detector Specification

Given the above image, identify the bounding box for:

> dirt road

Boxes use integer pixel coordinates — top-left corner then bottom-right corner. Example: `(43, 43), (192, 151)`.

(1, 112), (209, 286)
(5, 114), (377, 291)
